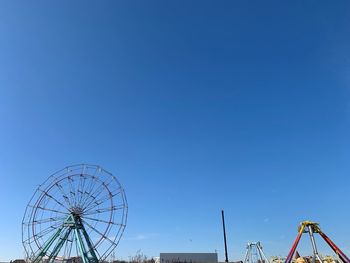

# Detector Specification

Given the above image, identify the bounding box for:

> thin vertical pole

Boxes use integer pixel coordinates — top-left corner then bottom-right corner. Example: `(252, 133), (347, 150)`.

(221, 210), (229, 263)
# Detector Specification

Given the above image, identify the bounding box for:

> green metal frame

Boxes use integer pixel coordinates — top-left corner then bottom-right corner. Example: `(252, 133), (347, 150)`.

(32, 214), (99, 263)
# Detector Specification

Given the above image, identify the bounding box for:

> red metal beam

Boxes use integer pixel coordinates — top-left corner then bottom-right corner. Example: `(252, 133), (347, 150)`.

(284, 227), (304, 263)
(319, 230), (350, 263)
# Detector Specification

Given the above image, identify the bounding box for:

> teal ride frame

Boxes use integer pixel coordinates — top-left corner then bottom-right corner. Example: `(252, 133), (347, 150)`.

(33, 214), (99, 263)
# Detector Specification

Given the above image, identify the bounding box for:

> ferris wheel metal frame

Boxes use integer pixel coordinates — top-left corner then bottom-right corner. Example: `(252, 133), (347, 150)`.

(22, 164), (128, 263)
(243, 242), (270, 263)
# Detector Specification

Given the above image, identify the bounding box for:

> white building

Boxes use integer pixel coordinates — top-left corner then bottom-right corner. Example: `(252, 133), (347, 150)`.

(160, 253), (218, 263)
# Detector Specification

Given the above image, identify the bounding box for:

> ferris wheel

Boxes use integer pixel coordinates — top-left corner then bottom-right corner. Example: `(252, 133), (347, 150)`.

(22, 164), (128, 263)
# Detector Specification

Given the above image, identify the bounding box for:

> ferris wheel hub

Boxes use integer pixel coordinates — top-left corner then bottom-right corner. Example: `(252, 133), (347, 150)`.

(70, 206), (84, 216)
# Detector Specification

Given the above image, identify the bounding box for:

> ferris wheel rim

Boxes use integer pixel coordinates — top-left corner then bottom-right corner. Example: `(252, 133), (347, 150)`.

(30, 174), (114, 252)
(22, 164), (128, 262)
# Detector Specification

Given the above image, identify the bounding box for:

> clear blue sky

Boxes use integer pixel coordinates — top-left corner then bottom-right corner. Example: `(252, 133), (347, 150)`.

(1, 1), (350, 261)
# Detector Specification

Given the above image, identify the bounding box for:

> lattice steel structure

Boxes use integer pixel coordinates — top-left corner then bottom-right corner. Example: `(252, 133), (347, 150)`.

(244, 242), (270, 263)
(22, 164), (128, 263)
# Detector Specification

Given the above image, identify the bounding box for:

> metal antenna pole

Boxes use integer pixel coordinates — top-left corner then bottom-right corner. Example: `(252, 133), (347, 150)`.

(221, 210), (229, 263)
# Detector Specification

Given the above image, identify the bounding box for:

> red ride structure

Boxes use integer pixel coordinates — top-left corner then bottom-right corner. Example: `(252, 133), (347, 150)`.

(285, 221), (350, 263)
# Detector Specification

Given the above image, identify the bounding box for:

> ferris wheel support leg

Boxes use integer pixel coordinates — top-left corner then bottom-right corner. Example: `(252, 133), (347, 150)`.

(74, 228), (90, 263)
(318, 231), (350, 263)
(33, 227), (64, 263)
(48, 228), (72, 263)
(284, 225), (305, 263)
(80, 222), (99, 263)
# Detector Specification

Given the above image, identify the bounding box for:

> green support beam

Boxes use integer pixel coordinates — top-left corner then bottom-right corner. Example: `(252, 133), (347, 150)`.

(78, 218), (99, 263)
(48, 228), (72, 263)
(32, 213), (100, 263)
(33, 227), (64, 263)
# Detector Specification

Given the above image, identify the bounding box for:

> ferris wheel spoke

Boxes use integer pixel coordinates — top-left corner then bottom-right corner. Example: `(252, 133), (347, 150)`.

(33, 216), (66, 224)
(82, 216), (125, 226)
(79, 170), (100, 208)
(34, 226), (60, 243)
(83, 204), (125, 215)
(67, 176), (78, 207)
(83, 189), (122, 212)
(80, 174), (97, 207)
(25, 222), (63, 243)
(79, 187), (96, 209)
(82, 176), (115, 209)
(23, 235), (37, 244)
(81, 182), (106, 209)
(77, 174), (88, 206)
(36, 206), (70, 215)
(79, 191), (97, 211)
(80, 193), (97, 211)
(82, 219), (116, 246)
(39, 189), (70, 211)
(82, 195), (106, 212)
(55, 182), (74, 208)
(91, 182), (110, 200)
(75, 174), (84, 206)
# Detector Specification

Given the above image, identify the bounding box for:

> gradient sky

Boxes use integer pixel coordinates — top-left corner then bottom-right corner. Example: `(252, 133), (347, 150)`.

(1, 1), (350, 262)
